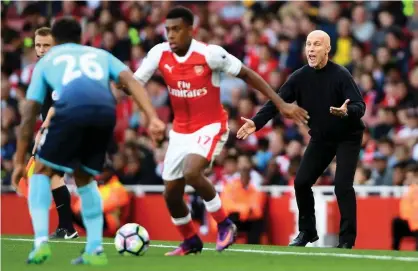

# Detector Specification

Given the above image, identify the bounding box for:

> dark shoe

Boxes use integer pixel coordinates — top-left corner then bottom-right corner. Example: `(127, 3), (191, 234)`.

(289, 231), (319, 247)
(216, 222), (237, 252)
(165, 235), (203, 256)
(336, 242), (353, 249)
(50, 228), (79, 239)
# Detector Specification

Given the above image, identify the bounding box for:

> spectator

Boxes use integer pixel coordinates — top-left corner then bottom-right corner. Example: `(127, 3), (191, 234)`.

(376, 137), (397, 168)
(372, 10), (396, 53)
(113, 20), (132, 63)
(265, 158), (287, 185)
(1, 1), (418, 187)
(351, 4), (376, 43)
(391, 163), (418, 251)
(147, 76), (168, 108)
(392, 162), (408, 186)
(127, 3), (147, 30)
(371, 153), (393, 186)
(395, 108), (418, 145)
(220, 153), (267, 244)
(354, 166), (373, 185)
(254, 137), (272, 173)
(334, 18), (355, 67)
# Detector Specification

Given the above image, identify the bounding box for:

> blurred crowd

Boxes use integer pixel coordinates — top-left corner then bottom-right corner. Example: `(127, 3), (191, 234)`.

(2, 1), (418, 189)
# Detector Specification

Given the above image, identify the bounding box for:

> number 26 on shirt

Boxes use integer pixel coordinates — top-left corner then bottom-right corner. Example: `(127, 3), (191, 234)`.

(53, 53), (104, 85)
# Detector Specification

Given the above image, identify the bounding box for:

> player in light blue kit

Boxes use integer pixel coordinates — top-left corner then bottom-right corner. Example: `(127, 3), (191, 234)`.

(12, 17), (165, 266)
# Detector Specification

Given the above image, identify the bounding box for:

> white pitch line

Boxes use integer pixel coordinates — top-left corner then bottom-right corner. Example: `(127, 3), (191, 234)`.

(2, 238), (418, 262)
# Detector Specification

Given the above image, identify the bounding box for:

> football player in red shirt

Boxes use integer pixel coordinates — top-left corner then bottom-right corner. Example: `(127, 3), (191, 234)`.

(134, 6), (308, 256)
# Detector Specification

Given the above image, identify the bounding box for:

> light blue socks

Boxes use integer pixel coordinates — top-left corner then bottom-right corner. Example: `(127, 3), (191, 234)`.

(28, 174), (52, 247)
(77, 181), (103, 254)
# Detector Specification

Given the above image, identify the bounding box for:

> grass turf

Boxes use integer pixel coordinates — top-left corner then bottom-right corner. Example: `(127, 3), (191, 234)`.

(1, 235), (418, 271)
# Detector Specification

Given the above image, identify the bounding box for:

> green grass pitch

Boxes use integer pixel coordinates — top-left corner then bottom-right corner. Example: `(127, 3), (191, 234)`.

(1, 235), (418, 271)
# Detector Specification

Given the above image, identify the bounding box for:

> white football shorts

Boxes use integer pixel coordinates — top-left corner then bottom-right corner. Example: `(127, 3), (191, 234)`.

(162, 122), (229, 181)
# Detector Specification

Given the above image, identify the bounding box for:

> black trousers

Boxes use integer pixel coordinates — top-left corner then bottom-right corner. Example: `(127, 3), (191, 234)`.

(294, 134), (362, 245)
(229, 213), (264, 244)
(392, 217), (418, 250)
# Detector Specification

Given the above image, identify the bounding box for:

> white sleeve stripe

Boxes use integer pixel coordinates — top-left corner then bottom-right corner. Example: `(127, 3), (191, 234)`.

(133, 43), (167, 84)
(133, 74), (146, 85)
(225, 55), (242, 76)
(205, 44), (243, 76)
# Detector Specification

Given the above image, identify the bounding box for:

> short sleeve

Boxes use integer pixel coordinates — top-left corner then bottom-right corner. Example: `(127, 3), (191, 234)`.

(134, 43), (164, 84)
(205, 45), (242, 76)
(108, 53), (129, 83)
(26, 62), (48, 104)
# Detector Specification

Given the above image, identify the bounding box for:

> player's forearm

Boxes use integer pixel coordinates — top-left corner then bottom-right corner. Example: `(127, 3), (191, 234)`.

(251, 100), (278, 131)
(341, 72), (366, 119)
(118, 70), (159, 120)
(127, 80), (158, 120)
(237, 66), (286, 109)
(16, 101), (40, 164)
(16, 139), (31, 165)
(347, 102), (366, 119)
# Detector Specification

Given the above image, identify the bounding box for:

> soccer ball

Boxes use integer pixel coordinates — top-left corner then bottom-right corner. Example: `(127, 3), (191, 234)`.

(114, 223), (150, 256)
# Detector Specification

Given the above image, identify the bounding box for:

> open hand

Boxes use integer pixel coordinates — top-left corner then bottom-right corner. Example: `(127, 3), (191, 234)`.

(330, 99), (349, 118)
(237, 117), (256, 140)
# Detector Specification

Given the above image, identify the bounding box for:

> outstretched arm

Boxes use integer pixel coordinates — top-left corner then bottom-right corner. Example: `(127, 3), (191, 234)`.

(15, 62), (47, 166)
(205, 45), (308, 126)
(236, 66), (287, 111)
(250, 70), (300, 130)
(16, 101), (41, 165)
(236, 70), (303, 138)
(119, 70), (159, 120)
(108, 50), (166, 144)
(340, 69), (366, 119)
(108, 50), (161, 123)
(12, 61), (48, 191)
(118, 70), (166, 143)
(251, 100), (278, 131)
(12, 100), (41, 191)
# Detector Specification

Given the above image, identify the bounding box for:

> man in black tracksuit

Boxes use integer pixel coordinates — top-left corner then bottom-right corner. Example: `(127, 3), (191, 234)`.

(237, 30), (365, 249)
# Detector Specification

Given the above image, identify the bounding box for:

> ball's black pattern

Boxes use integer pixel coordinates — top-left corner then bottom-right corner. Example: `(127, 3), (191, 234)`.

(117, 225), (149, 256)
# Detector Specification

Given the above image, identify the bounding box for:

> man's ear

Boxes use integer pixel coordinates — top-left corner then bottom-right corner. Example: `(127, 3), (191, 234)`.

(327, 45), (331, 54)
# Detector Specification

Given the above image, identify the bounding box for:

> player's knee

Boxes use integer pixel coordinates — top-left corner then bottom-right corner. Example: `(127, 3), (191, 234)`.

(182, 167), (201, 184)
(73, 168), (92, 187)
(183, 154), (208, 185)
(50, 175), (65, 189)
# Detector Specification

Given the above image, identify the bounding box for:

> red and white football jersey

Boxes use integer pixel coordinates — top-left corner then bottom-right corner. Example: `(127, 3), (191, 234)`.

(134, 39), (242, 134)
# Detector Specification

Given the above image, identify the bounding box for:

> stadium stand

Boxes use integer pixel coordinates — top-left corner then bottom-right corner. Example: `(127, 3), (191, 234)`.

(1, 1), (418, 250)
